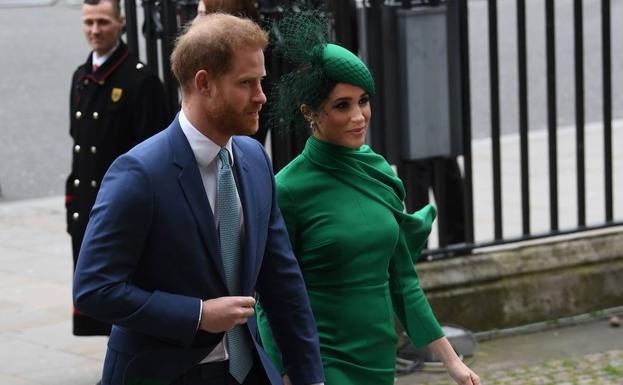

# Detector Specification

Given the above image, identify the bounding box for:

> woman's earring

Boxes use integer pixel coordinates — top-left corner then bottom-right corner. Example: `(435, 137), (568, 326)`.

(309, 121), (317, 130)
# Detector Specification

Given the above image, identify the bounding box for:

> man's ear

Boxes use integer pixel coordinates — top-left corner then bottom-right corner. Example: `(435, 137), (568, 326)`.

(194, 70), (212, 96)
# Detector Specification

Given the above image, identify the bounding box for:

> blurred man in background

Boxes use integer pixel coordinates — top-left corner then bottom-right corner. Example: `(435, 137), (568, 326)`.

(66, 0), (168, 337)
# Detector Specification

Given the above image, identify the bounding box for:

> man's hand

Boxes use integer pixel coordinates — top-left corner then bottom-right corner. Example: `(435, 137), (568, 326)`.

(200, 296), (256, 333)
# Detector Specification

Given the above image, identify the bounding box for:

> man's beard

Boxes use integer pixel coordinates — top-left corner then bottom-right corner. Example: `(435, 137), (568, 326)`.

(207, 97), (258, 137)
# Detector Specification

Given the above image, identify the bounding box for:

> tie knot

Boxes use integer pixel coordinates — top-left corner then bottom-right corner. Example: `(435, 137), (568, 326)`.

(218, 148), (231, 169)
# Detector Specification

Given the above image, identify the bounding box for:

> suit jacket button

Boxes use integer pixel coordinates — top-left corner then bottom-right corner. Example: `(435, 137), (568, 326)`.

(74, 145), (81, 153)
(73, 179), (80, 187)
(75, 111), (82, 119)
(72, 212), (80, 221)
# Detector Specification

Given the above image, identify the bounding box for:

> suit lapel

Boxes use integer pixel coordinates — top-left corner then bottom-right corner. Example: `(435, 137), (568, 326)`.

(169, 119), (227, 287)
(232, 138), (259, 295)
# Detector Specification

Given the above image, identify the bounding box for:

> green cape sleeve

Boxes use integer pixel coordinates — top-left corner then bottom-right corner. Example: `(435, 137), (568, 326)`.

(389, 205), (445, 347)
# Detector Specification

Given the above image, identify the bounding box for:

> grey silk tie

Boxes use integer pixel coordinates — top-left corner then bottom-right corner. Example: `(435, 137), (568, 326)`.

(217, 148), (252, 383)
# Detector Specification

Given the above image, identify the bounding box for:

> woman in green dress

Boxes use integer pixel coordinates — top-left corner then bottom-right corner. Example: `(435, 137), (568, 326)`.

(257, 10), (480, 385)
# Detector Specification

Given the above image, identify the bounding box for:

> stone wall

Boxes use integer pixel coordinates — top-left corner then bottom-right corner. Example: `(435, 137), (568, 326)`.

(418, 228), (623, 331)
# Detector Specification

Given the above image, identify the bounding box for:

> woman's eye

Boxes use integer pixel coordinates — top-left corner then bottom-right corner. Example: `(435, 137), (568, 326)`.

(334, 102), (350, 110)
(359, 96), (370, 106)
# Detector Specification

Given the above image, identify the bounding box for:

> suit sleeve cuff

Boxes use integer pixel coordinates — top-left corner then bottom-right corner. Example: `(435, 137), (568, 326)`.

(197, 300), (202, 331)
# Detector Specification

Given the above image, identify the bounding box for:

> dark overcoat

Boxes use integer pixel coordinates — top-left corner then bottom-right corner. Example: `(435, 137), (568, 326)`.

(66, 40), (168, 336)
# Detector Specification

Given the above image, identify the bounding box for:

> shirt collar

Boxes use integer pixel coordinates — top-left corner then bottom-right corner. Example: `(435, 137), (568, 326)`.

(92, 41), (120, 68)
(179, 109), (234, 169)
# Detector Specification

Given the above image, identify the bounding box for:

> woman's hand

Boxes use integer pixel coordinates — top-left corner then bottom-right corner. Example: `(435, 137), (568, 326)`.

(446, 360), (481, 385)
(426, 336), (481, 385)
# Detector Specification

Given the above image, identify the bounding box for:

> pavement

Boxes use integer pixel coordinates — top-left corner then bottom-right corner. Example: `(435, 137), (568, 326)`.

(0, 197), (105, 385)
(397, 319), (623, 385)
(0, 195), (622, 385)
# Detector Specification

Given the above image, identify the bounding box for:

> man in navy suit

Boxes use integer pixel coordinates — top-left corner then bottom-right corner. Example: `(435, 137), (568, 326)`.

(73, 13), (324, 385)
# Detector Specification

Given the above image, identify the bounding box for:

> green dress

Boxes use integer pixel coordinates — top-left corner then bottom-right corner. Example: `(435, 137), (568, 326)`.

(257, 136), (444, 385)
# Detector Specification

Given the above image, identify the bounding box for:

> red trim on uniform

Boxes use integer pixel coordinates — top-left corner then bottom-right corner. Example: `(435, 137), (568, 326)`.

(100, 50), (129, 81)
(73, 306), (83, 315)
(78, 73), (99, 83)
(65, 195), (74, 204)
(77, 50), (130, 84)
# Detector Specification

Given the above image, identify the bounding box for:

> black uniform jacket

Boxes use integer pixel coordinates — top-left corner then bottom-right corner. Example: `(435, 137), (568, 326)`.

(66, 41), (168, 243)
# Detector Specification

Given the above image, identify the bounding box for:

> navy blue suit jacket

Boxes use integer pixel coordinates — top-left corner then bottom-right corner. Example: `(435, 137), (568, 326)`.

(73, 118), (323, 385)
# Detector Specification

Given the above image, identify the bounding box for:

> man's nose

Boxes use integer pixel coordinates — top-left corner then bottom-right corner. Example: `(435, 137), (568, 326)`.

(254, 85), (267, 105)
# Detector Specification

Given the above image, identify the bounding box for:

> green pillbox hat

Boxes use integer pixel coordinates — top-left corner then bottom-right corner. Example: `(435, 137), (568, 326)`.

(322, 43), (376, 95)
(267, 8), (376, 133)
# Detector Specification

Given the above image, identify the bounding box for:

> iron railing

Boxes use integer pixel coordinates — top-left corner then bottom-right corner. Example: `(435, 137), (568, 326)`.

(361, 0), (621, 259)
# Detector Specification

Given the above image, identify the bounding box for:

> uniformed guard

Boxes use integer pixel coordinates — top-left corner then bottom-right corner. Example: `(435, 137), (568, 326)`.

(66, 0), (168, 336)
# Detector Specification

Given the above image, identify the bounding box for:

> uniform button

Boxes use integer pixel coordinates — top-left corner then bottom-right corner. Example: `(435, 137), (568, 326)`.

(75, 111), (82, 119)
(92, 112), (99, 120)
(74, 145), (81, 153)
(73, 179), (80, 187)
(136, 63), (144, 70)
(72, 212), (80, 221)
(83, 78), (89, 85)
(90, 146), (97, 154)
(90, 180), (97, 188)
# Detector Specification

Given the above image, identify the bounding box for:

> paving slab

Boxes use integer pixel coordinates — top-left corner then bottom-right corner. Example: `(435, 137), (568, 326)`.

(396, 319), (623, 385)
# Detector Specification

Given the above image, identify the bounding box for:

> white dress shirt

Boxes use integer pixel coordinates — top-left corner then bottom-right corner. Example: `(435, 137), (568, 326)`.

(179, 111), (324, 384)
(92, 41), (119, 69)
(179, 110), (242, 363)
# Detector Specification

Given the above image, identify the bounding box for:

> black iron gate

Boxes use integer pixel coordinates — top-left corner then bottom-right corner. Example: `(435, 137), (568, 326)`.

(359, 0), (621, 259)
